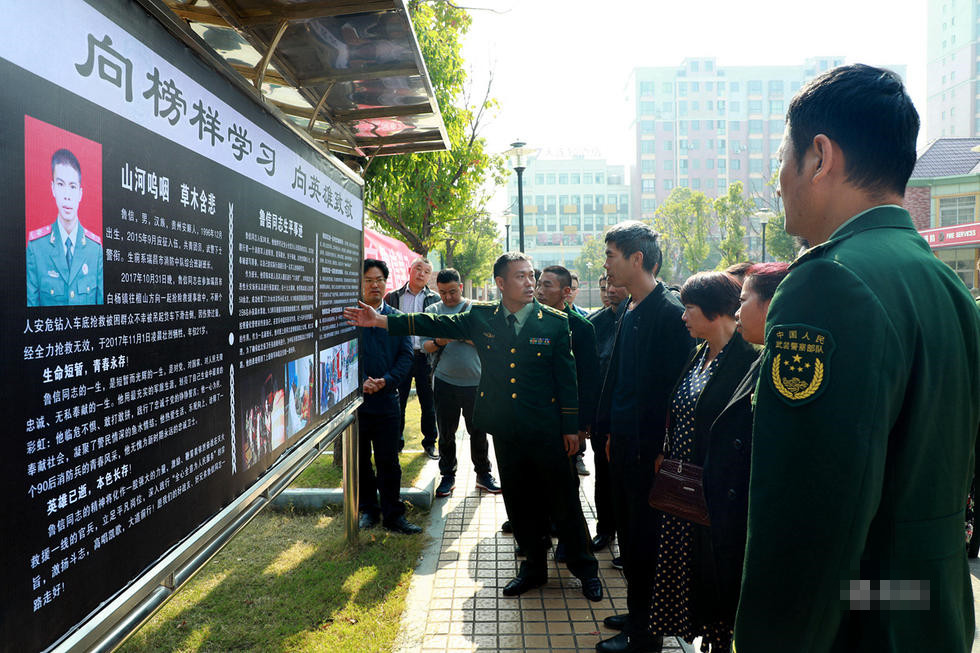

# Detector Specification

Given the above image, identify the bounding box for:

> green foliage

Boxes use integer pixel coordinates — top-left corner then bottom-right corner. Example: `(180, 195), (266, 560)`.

(654, 187), (712, 279)
(363, 1), (507, 255)
(714, 181), (752, 267)
(765, 212), (799, 262)
(446, 212), (502, 283)
(572, 234), (607, 279)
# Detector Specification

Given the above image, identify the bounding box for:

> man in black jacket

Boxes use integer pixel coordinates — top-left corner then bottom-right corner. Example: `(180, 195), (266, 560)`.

(594, 222), (695, 653)
(587, 276), (628, 553)
(385, 257), (441, 458)
(358, 259), (420, 534)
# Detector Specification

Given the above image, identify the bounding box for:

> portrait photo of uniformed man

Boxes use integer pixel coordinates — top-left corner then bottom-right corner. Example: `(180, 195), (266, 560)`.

(26, 147), (103, 306)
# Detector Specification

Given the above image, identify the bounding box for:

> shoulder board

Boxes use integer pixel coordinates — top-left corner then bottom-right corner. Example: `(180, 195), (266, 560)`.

(83, 228), (102, 245)
(28, 224), (52, 241)
(470, 301), (495, 308)
(540, 304), (566, 318)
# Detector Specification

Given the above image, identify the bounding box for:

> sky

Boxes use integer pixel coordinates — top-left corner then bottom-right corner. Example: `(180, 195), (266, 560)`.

(457, 0), (929, 214)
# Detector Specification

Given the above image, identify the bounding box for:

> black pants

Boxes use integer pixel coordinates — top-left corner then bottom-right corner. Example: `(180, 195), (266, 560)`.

(433, 377), (491, 477)
(610, 444), (660, 638)
(358, 409), (405, 523)
(591, 432), (616, 537)
(398, 351), (437, 448)
(494, 429), (598, 580)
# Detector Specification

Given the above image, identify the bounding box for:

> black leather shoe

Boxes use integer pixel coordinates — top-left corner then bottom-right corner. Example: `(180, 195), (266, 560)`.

(592, 533), (613, 551)
(384, 516), (422, 535)
(611, 556), (624, 570)
(595, 632), (663, 652)
(582, 576), (603, 602)
(423, 445), (440, 460)
(358, 513), (379, 529)
(501, 520), (513, 533)
(602, 613), (629, 630)
(502, 573), (546, 596)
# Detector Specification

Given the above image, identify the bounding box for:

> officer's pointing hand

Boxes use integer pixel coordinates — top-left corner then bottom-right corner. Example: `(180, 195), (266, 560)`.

(344, 300), (387, 329)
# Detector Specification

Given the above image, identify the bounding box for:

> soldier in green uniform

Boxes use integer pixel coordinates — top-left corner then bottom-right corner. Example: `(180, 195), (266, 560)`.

(734, 65), (980, 652)
(345, 252), (603, 602)
(26, 148), (103, 306)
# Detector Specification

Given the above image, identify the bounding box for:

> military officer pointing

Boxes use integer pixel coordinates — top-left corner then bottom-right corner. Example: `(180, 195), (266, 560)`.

(27, 148), (103, 306)
(344, 252), (602, 602)
(734, 65), (980, 652)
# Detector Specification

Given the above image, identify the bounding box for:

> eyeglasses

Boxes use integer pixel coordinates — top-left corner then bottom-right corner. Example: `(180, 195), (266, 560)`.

(363, 277), (386, 286)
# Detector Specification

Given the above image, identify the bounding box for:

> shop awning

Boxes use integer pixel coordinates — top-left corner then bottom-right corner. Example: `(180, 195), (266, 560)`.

(161, 0), (450, 161)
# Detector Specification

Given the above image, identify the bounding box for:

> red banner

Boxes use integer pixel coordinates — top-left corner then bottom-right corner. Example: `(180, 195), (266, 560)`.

(919, 222), (980, 249)
(364, 227), (415, 293)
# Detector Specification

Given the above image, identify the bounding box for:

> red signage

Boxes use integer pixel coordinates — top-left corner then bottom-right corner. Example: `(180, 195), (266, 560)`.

(363, 227), (415, 292)
(918, 222), (980, 249)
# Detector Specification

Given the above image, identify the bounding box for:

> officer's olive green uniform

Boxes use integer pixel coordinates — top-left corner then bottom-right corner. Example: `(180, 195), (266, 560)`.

(734, 206), (980, 652)
(388, 298), (598, 579)
(26, 221), (103, 306)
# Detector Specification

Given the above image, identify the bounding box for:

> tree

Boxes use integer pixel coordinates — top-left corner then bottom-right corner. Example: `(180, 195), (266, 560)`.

(765, 212), (799, 262)
(654, 187), (712, 279)
(714, 181), (752, 267)
(572, 234), (606, 278)
(362, 1), (506, 255)
(446, 212), (501, 283)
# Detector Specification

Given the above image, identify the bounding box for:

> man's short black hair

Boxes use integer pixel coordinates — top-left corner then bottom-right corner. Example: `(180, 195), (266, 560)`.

(604, 221), (663, 274)
(493, 252), (532, 279)
(680, 271), (741, 320)
(51, 148), (81, 181)
(786, 64), (919, 197)
(364, 258), (389, 279)
(570, 271), (579, 284)
(542, 265), (572, 289)
(436, 268), (460, 284)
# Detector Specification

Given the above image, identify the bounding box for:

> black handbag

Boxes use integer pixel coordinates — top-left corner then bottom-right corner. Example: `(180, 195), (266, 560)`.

(648, 458), (711, 526)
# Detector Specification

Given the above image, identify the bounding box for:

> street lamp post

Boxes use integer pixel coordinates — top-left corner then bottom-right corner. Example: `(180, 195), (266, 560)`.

(760, 213), (770, 262)
(504, 140), (536, 253)
(503, 211), (513, 252)
(586, 261), (593, 310)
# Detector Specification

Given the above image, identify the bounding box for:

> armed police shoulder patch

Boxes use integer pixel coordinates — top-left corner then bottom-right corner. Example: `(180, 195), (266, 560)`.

(765, 323), (835, 406)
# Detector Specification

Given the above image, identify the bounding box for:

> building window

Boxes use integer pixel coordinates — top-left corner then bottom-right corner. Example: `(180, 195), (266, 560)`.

(640, 141), (655, 154)
(690, 139), (699, 150)
(678, 82), (688, 96)
(730, 81), (740, 93)
(664, 179), (674, 191)
(748, 80), (763, 93)
(640, 120), (655, 134)
(640, 81), (655, 96)
(571, 173), (581, 184)
(691, 120), (700, 130)
(559, 174), (568, 185)
(731, 159), (741, 170)
(749, 100), (763, 114)
(939, 196), (976, 227)
(749, 120), (763, 134)
(750, 159), (763, 173)
(546, 174), (556, 185)
(730, 101), (741, 113)
(937, 248), (977, 288)
(663, 82), (673, 93)
(679, 101), (688, 116)
(706, 178), (715, 189)
(749, 139), (763, 153)
(706, 82), (714, 91)
(717, 121), (726, 134)
(705, 60), (714, 72)
(680, 159), (688, 170)
(707, 159), (714, 170)
(662, 101), (673, 113)
(768, 79), (784, 94)
(535, 174), (544, 184)
(640, 101), (656, 115)
(596, 173), (604, 184)
(679, 139), (688, 150)
(584, 172), (595, 183)
(718, 139), (726, 152)
(663, 121), (674, 131)
(641, 160), (655, 173)
(664, 140), (673, 151)
(769, 100), (784, 115)
(718, 159), (726, 171)
(770, 119), (784, 132)
(730, 120), (741, 131)
(679, 178), (689, 187)
(691, 81), (700, 92)
(664, 159), (673, 170)
(692, 159), (701, 170)
(692, 178), (701, 189)
(642, 198), (656, 210)
(690, 61), (700, 73)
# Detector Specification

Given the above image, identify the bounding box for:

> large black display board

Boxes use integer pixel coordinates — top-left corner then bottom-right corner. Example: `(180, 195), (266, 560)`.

(0, 2), (363, 650)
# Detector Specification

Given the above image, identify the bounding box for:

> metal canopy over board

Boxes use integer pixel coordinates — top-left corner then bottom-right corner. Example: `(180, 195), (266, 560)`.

(164, 0), (450, 162)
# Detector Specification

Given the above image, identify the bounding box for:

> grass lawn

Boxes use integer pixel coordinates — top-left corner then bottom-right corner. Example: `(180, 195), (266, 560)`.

(119, 398), (433, 652)
(291, 402), (428, 489)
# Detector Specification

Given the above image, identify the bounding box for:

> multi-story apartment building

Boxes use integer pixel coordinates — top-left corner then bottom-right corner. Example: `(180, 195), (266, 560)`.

(926, 0), (980, 140)
(505, 150), (630, 269)
(631, 57), (849, 221)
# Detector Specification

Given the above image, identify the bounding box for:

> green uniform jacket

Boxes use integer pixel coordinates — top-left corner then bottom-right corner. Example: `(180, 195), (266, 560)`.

(566, 303), (599, 433)
(26, 221), (103, 306)
(734, 206), (980, 652)
(387, 298), (579, 437)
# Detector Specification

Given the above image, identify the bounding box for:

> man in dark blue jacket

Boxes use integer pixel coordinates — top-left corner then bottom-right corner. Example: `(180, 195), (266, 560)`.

(358, 259), (419, 534)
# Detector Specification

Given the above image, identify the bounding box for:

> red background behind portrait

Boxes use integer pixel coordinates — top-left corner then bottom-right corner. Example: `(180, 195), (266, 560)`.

(24, 115), (103, 246)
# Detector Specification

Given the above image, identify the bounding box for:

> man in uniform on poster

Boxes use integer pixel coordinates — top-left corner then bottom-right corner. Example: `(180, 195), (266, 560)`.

(27, 148), (103, 306)
(345, 252), (603, 602)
